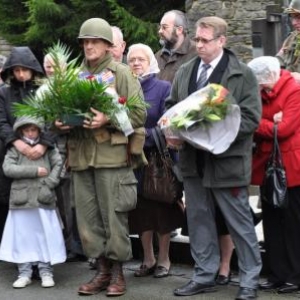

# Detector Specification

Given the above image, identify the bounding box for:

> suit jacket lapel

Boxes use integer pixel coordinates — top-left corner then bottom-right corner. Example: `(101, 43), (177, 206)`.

(208, 52), (229, 84)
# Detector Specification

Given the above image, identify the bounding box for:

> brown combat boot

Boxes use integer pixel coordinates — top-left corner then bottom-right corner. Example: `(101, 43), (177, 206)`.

(106, 261), (126, 296)
(78, 256), (111, 295)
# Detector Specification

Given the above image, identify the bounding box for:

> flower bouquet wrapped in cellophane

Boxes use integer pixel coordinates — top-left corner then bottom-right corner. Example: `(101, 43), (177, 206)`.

(158, 84), (241, 154)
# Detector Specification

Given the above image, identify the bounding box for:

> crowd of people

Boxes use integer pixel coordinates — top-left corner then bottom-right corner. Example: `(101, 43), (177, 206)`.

(0, 2), (300, 300)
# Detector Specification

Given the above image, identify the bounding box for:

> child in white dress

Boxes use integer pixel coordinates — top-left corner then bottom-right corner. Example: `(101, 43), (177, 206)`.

(0, 116), (66, 288)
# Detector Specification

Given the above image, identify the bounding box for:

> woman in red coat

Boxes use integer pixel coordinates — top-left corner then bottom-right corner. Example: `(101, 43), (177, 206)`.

(248, 56), (300, 294)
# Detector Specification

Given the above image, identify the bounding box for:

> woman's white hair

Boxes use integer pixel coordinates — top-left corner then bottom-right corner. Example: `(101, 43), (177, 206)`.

(44, 52), (67, 70)
(127, 43), (160, 76)
(248, 56), (281, 85)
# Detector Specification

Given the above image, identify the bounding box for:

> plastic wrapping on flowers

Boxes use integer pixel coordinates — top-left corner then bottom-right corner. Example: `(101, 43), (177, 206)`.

(158, 84), (241, 154)
(104, 87), (134, 136)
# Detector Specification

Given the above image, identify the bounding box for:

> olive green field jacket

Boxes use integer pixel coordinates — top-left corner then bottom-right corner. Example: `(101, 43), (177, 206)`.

(68, 54), (147, 171)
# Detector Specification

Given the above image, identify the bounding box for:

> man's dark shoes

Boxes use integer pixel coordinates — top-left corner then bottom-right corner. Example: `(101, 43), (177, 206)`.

(259, 280), (283, 290)
(277, 282), (299, 294)
(235, 287), (257, 300)
(174, 280), (216, 296)
(216, 274), (230, 285)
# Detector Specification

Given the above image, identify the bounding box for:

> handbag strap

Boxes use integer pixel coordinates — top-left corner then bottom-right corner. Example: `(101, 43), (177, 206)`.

(152, 127), (170, 159)
(272, 124), (283, 166)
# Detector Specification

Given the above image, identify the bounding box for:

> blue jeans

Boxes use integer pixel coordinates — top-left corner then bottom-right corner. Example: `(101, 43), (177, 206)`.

(18, 262), (53, 277)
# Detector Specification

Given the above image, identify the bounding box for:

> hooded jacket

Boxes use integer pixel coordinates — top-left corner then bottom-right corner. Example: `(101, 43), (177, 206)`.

(0, 47), (53, 147)
(0, 47), (53, 205)
(0, 47), (44, 82)
(3, 116), (62, 209)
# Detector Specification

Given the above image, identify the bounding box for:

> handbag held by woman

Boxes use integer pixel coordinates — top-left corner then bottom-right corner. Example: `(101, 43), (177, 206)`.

(141, 127), (183, 205)
(261, 124), (288, 208)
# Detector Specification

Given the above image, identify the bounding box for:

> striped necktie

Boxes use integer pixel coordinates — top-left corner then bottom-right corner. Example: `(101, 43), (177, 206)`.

(197, 64), (210, 89)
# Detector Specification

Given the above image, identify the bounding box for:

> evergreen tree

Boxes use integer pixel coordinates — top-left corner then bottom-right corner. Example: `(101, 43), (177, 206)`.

(0, 0), (184, 58)
(0, 0), (29, 44)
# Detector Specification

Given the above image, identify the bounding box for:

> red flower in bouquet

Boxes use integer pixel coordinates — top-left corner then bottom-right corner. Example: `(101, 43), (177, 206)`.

(118, 96), (127, 105)
(86, 75), (96, 81)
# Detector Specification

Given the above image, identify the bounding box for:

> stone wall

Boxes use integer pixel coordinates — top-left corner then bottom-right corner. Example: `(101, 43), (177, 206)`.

(0, 37), (12, 59)
(185, 0), (282, 62)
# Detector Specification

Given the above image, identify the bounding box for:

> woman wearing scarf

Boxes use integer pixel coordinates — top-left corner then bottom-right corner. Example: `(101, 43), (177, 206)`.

(127, 43), (184, 279)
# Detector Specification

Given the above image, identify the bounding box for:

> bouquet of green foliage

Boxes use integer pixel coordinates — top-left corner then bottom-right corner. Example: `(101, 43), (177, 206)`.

(13, 42), (145, 136)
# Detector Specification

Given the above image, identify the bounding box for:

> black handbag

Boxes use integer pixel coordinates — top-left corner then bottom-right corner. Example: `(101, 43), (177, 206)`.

(261, 124), (288, 208)
(141, 127), (183, 204)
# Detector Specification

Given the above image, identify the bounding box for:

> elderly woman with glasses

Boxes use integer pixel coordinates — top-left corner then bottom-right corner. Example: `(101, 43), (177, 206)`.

(127, 43), (184, 279)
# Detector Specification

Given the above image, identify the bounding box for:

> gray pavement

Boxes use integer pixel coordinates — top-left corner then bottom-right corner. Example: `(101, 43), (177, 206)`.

(1, 259), (299, 300)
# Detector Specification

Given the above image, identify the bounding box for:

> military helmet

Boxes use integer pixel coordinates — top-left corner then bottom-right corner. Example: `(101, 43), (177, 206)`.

(78, 18), (113, 44)
(284, 0), (300, 14)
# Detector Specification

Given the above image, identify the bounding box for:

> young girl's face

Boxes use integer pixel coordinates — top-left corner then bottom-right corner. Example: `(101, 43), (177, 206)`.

(22, 125), (39, 140)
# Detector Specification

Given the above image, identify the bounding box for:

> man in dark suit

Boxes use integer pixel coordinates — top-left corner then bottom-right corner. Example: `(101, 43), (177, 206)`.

(166, 16), (262, 300)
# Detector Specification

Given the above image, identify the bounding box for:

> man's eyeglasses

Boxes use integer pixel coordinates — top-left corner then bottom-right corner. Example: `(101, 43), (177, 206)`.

(192, 36), (220, 44)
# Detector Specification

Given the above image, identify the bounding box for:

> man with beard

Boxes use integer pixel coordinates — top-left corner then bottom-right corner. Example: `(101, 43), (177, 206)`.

(155, 10), (197, 83)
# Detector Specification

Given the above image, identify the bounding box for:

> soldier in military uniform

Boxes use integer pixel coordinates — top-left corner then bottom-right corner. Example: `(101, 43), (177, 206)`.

(277, 0), (300, 82)
(55, 18), (146, 297)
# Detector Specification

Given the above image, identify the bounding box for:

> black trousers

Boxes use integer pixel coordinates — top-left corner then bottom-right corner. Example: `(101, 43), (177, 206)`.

(55, 175), (73, 252)
(261, 186), (300, 284)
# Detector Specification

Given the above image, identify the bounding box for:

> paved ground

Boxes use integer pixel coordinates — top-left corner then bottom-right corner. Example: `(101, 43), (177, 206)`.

(1, 189), (296, 299)
(1, 259), (299, 300)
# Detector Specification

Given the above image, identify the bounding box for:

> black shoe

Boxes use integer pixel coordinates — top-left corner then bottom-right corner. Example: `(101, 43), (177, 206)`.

(174, 280), (216, 296)
(66, 252), (87, 262)
(259, 280), (283, 290)
(170, 230), (178, 238)
(277, 283), (299, 294)
(88, 258), (97, 270)
(235, 287), (257, 300)
(258, 241), (265, 250)
(216, 274), (230, 285)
